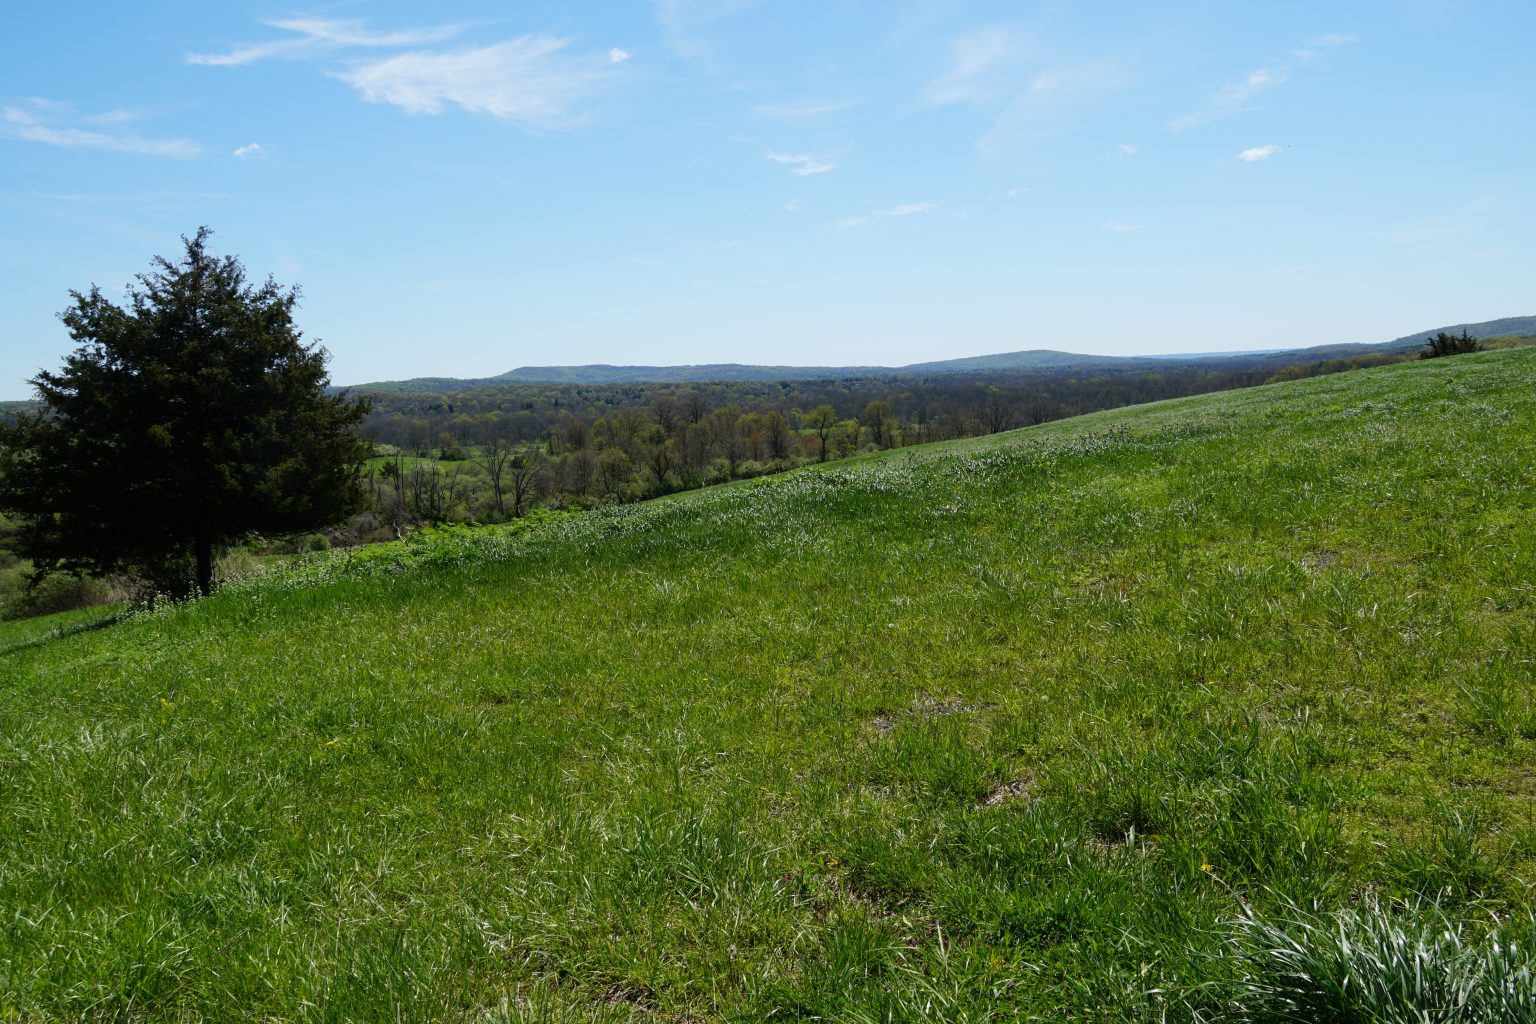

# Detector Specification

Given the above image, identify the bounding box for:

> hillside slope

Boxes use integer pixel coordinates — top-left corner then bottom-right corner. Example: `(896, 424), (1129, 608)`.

(4, 349), (1536, 1021)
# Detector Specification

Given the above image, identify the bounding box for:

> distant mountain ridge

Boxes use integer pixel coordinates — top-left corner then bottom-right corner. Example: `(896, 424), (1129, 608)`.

(1383, 315), (1536, 348)
(349, 315), (1535, 390)
(488, 349), (1144, 385)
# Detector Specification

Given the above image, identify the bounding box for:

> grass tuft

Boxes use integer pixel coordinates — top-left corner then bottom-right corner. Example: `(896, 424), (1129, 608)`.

(1213, 898), (1536, 1023)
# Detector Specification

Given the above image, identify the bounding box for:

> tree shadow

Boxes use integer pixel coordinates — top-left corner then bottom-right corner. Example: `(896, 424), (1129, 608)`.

(0, 611), (129, 659)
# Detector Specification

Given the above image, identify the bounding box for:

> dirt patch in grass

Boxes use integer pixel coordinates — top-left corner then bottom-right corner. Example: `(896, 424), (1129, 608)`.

(872, 697), (994, 737)
(980, 776), (1035, 808)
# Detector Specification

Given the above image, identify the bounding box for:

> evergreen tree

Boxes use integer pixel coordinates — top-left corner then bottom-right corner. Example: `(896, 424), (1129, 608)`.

(1419, 329), (1481, 359)
(0, 228), (371, 599)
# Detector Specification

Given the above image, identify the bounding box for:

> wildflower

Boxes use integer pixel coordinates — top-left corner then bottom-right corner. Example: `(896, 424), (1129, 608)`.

(1201, 863), (1214, 873)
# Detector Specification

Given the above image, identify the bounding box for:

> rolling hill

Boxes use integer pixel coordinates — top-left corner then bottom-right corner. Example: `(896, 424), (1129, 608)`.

(4, 348), (1536, 1020)
(339, 314), (1534, 391)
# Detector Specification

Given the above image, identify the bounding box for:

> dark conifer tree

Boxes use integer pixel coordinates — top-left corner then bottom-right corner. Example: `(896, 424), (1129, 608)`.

(0, 228), (371, 598)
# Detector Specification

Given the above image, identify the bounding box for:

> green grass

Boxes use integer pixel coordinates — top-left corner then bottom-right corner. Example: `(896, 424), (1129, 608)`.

(3, 349), (1536, 1021)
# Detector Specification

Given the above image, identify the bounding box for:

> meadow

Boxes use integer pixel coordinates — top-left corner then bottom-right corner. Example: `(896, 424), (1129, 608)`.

(2, 348), (1535, 1021)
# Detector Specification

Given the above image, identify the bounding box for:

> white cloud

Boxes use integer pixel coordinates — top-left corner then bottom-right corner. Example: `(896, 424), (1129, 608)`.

(754, 98), (858, 119)
(1237, 144), (1280, 162)
(1170, 68), (1286, 130)
(923, 27), (1019, 106)
(1004, 186), (1028, 197)
(232, 142), (263, 158)
(1099, 220), (1146, 233)
(784, 198), (803, 212)
(0, 101), (202, 158)
(1115, 142), (1138, 158)
(194, 19), (619, 131)
(766, 152), (837, 176)
(836, 202), (936, 229)
(336, 37), (617, 128)
(188, 17), (464, 67)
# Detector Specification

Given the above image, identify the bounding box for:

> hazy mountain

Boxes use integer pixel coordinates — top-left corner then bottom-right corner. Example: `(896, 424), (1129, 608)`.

(349, 316), (1534, 391)
(1381, 315), (1536, 348)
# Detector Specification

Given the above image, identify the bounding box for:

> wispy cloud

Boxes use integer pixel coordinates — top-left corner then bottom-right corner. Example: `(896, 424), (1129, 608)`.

(653, 0), (758, 60)
(336, 37), (617, 127)
(232, 142), (263, 158)
(1294, 33), (1357, 59)
(0, 100), (202, 158)
(1379, 196), (1497, 249)
(1114, 142), (1138, 158)
(975, 61), (1126, 154)
(836, 202), (935, 229)
(766, 152), (837, 176)
(923, 27), (1019, 106)
(1099, 220), (1146, 233)
(194, 20), (621, 130)
(81, 108), (145, 127)
(754, 98), (859, 119)
(1170, 68), (1286, 130)
(187, 17), (465, 67)
(1237, 144), (1280, 162)
(784, 198), (803, 212)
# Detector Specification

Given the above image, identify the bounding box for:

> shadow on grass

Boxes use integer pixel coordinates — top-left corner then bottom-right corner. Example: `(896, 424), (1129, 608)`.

(0, 611), (130, 659)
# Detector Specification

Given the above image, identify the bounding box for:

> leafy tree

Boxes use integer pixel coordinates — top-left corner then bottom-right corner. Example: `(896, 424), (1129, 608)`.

(806, 405), (839, 462)
(0, 228), (370, 599)
(861, 400), (893, 448)
(1420, 330), (1481, 359)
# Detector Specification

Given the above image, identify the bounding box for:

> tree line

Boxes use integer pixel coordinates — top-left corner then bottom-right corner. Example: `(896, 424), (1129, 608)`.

(347, 348), (1429, 531)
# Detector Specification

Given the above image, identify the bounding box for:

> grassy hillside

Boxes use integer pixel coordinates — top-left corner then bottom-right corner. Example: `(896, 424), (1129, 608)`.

(4, 349), (1535, 1021)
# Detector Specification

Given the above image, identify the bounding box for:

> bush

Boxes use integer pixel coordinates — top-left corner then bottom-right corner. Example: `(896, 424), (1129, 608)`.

(704, 458), (734, 485)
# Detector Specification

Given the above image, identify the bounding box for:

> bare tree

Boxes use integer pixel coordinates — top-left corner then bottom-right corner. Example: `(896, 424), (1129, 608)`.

(476, 435), (515, 517)
(506, 451), (546, 517)
(980, 387), (1014, 434)
(681, 390), (710, 425)
(406, 463), (464, 523)
(764, 411), (792, 461)
(652, 395), (681, 435)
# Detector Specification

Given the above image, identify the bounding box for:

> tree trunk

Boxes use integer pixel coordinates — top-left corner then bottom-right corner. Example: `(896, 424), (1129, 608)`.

(195, 532), (213, 597)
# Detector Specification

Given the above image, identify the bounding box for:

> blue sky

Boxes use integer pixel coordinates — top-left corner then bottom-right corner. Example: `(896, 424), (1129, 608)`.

(3, 1), (1532, 396)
